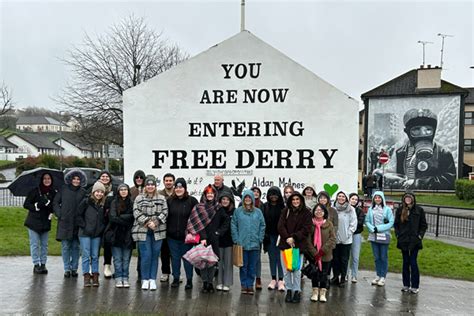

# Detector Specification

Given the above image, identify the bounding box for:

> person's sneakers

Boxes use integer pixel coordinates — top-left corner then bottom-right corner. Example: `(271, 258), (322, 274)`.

(401, 286), (410, 292)
(149, 280), (157, 291)
(255, 278), (262, 290)
(83, 273), (92, 287)
(71, 270), (78, 278)
(285, 290), (293, 302)
(247, 287), (254, 295)
(115, 279), (123, 288)
(222, 286), (230, 292)
(371, 277), (380, 285)
(123, 279), (130, 288)
(351, 276), (357, 283)
(40, 264), (48, 274)
(92, 273), (100, 287)
(170, 278), (180, 288)
(377, 277), (385, 286)
(160, 274), (169, 283)
(103, 264), (113, 279)
(141, 280), (149, 290)
(33, 264), (42, 274)
(216, 284), (223, 291)
(268, 279), (277, 290)
(319, 288), (327, 303)
(410, 288), (419, 294)
(64, 271), (71, 278)
(291, 291), (301, 303)
(241, 286), (248, 294)
(310, 288), (319, 302)
(185, 280), (193, 290)
(277, 280), (285, 291)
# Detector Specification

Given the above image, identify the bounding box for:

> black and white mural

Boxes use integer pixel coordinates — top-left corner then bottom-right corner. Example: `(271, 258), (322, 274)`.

(367, 95), (460, 190)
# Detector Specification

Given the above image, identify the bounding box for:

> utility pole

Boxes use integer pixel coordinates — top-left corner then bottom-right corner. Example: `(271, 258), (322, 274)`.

(438, 33), (454, 68)
(241, 0), (245, 31)
(417, 40), (433, 67)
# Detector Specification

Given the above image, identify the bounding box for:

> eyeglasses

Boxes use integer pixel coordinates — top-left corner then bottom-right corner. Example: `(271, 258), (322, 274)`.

(135, 176), (144, 179)
(145, 183), (155, 187)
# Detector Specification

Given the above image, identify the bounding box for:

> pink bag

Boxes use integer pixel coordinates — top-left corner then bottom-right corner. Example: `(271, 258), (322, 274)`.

(185, 233), (201, 245)
(183, 244), (219, 269)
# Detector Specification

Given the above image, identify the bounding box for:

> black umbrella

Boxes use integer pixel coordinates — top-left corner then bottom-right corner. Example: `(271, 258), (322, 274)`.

(8, 167), (65, 197)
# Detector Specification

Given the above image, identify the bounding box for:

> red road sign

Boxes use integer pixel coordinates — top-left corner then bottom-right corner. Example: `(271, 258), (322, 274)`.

(379, 152), (390, 165)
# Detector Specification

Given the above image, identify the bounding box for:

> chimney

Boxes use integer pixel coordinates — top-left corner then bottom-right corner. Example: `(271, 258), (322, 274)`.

(417, 66), (441, 90)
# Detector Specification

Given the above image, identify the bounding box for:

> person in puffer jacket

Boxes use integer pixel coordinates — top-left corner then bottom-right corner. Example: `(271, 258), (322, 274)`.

(231, 190), (265, 295)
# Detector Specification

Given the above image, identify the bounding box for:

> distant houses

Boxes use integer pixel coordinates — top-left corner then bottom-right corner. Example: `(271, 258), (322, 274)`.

(16, 116), (72, 132)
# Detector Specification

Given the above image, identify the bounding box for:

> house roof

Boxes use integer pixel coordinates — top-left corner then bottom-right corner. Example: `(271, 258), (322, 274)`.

(53, 133), (99, 152)
(0, 136), (17, 148)
(465, 87), (474, 104)
(16, 116), (66, 126)
(361, 69), (469, 99)
(7, 133), (62, 150)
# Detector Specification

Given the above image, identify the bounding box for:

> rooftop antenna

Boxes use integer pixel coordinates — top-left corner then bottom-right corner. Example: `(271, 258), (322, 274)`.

(417, 40), (433, 67)
(438, 33), (454, 69)
(241, 0), (245, 31)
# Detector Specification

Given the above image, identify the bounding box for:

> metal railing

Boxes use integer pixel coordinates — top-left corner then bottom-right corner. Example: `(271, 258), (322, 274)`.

(0, 187), (25, 207)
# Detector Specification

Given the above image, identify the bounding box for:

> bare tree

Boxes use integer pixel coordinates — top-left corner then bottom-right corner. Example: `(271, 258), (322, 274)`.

(1, 83), (14, 117)
(57, 15), (188, 145)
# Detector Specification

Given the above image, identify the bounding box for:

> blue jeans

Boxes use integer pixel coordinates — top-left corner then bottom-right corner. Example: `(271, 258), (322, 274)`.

(138, 230), (163, 280)
(281, 252), (303, 291)
(61, 238), (80, 272)
(370, 242), (389, 277)
(167, 238), (194, 281)
(268, 234), (283, 279)
(28, 229), (48, 265)
(79, 236), (101, 274)
(240, 250), (259, 288)
(402, 249), (420, 289)
(112, 246), (132, 280)
(348, 233), (362, 278)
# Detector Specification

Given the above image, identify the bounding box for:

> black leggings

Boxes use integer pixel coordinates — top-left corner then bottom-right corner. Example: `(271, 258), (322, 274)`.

(312, 262), (330, 288)
(332, 243), (352, 280)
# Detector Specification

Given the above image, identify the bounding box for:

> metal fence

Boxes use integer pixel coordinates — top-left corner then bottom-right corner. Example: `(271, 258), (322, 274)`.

(0, 188), (25, 207)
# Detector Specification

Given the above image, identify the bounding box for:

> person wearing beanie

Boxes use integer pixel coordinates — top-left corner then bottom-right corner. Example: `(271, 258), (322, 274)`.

(132, 174), (167, 291)
(347, 193), (365, 283)
(394, 192), (427, 294)
(262, 186), (286, 291)
(216, 191), (236, 292)
(53, 168), (87, 278)
(331, 191), (357, 287)
(108, 184), (135, 288)
(77, 181), (106, 287)
(231, 189), (265, 295)
(186, 184), (230, 294)
(305, 203), (336, 303)
(23, 172), (57, 274)
(365, 191), (394, 287)
(278, 192), (312, 303)
(166, 177), (198, 290)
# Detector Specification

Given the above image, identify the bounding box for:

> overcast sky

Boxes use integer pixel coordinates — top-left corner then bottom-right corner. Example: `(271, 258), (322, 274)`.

(1, 0), (473, 110)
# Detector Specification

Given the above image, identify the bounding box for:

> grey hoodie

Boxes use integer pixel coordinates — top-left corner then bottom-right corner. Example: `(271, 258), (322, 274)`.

(333, 191), (357, 244)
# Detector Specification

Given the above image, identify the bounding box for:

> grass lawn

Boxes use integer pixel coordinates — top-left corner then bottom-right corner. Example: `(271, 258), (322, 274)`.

(383, 192), (474, 209)
(1, 207), (473, 281)
(0, 160), (17, 169)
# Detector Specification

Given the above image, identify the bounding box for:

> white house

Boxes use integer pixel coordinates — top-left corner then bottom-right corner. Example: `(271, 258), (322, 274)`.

(6, 133), (61, 157)
(16, 116), (72, 133)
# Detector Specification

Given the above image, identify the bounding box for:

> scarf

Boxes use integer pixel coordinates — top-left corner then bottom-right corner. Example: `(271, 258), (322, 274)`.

(335, 202), (349, 212)
(312, 218), (325, 271)
(186, 200), (219, 235)
(39, 183), (51, 195)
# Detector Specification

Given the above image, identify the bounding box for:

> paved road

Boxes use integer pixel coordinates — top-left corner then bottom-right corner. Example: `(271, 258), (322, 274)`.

(0, 256), (473, 315)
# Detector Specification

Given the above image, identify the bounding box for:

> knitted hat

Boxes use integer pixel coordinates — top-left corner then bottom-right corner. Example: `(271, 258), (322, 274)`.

(92, 181), (106, 193)
(145, 175), (156, 186)
(117, 183), (129, 191)
(175, 177), (187, 190)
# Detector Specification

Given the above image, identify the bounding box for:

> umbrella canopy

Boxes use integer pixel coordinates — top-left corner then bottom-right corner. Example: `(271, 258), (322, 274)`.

(8, 167), (64, 197)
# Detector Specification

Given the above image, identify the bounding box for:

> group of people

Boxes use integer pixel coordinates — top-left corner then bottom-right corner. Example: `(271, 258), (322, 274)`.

(23, 169), (428, 303)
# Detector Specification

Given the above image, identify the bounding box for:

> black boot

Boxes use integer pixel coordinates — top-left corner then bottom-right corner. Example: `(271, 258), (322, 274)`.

(208, 283), (215, 293)
(64, 271), (71, 278)
(171, 278), (180, 288)
(33, 264), (42, 274)
(285, 290), (293, 302)
(185, 279), (193, 290)
(40, 264), (48, 274)
(71, 270), (79, 278)
(201, 282), (209, 293)
(291, 291), (301, 303)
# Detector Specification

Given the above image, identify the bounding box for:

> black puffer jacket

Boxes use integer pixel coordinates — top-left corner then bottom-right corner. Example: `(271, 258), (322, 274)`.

(53, 169), (87, 241)
(166, 195), (199, 241)
(394, 193), (428, 251)
(354, 206), (365, 235)
(108, 196), (134, 248)
(263, 186), (285, 236)
(77, 197), (106, 238)
(24, 188), (57, 233)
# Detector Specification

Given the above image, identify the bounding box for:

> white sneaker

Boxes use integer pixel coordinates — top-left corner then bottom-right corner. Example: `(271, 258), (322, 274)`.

(115, 280), (123, 288)
(377, 277), (385, 286)
(149, 279), (157, 291)
(268, 279), (277, 290)
(277, 280), (285, 291)
(409, 288), (419, 294)
(401, 286), (410, 292)
(222, 286), (230, 292)
(123, 280), (130, 288)
(371, 277), (380, 285)
(104, 264), (113, 278)
(351, 277), (357, 283)
(160, 274), (169, 282)
(216, 284), (223, 291)
(141, 280), (150, 290)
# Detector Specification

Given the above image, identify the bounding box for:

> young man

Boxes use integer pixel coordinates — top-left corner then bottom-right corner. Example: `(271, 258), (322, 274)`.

(157, 173), (175, 283)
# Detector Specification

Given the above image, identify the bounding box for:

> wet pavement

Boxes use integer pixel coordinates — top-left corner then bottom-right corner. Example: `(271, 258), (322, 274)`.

(1, 256), (473, 315)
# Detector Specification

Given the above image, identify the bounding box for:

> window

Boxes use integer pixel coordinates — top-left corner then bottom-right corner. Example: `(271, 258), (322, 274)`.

(465, 112), (474, 125)
(465, 139), (474, 152)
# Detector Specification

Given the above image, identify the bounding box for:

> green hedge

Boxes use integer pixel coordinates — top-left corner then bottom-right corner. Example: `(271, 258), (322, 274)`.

(455, 179), (474, 201)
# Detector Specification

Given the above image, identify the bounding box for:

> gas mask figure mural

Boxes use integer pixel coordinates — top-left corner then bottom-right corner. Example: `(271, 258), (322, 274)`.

(395, 108), (456, 190)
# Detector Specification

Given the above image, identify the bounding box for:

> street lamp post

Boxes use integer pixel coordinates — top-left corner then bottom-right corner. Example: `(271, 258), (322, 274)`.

(58, 111), (64, 171)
